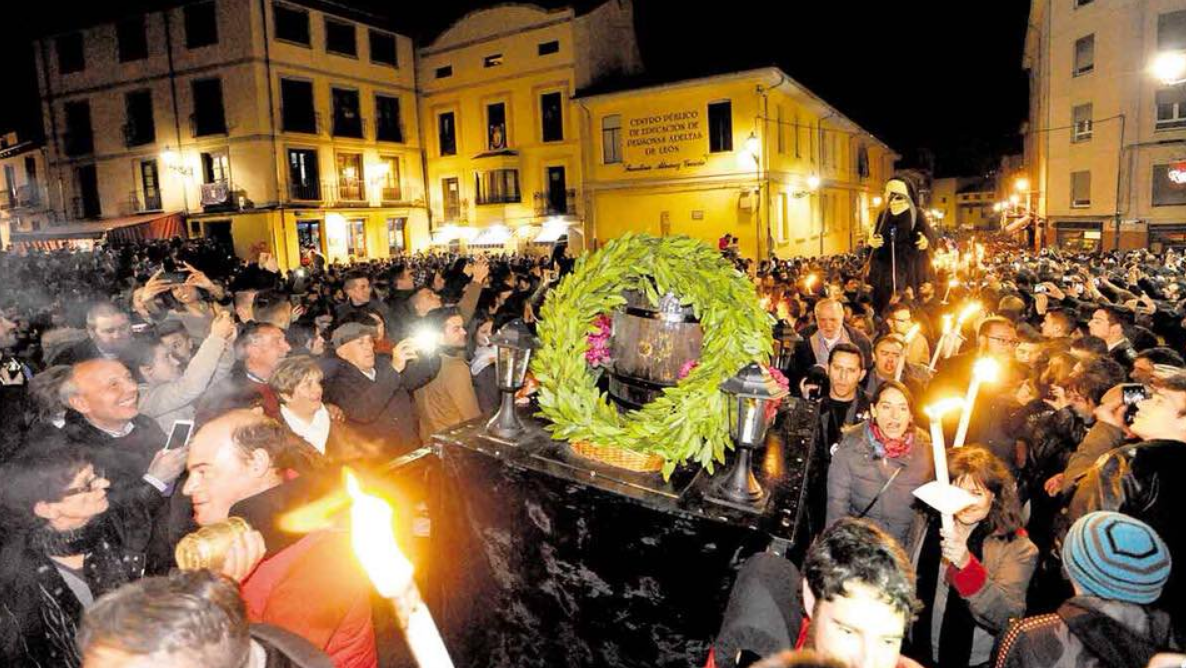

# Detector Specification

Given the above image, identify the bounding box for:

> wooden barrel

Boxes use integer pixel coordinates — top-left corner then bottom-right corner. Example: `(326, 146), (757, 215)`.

(607, 289), (703, 411)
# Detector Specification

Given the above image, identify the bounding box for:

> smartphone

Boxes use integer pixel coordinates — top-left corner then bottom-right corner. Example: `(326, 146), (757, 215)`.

(131, 322), (152, 334)
(1034, 285), (1048, 294)
(164, 419), (195, 451)
(1120, 384), (1151, 425)
(1093, 277), (1102, 287)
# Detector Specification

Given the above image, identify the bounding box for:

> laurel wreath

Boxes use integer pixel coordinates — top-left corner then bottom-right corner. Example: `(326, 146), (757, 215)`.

(533, 233), (772, 478)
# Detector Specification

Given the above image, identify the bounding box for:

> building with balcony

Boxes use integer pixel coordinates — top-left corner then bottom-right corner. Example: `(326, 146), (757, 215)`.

(416, 1), (642, 252)
(576, 68), (898, 258)
(1023, 0), (1186, 251)
(0, 133), (56, 249)
(30, 0), (427, 265)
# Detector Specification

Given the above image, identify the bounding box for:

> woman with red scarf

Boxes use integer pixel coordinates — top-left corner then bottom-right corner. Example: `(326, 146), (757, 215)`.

(826, 380), (934, 548)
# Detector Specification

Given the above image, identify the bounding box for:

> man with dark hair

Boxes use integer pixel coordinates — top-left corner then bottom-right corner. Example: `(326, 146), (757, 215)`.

(157, 319), (195, 366)
(80, 570), (332, 668)
(335, 272), (393, 333)
(865, 335), (927, 399)
(1087, 306), (1137, 370)
(1040, 309), (1075, 341)
(253, 292), (295, 330)
(1132, 346), (1185, 384)
(414, 306), (481, 436)
(51, 302), (133, 366)
(885, 304), (930, 367)
(801, 518), (923, 668)
(182, 410), (375, 666)
(1069, 371), (1186, 639)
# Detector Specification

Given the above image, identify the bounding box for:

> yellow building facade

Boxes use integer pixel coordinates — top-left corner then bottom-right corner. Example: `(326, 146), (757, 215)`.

(577, 69), (897, 258)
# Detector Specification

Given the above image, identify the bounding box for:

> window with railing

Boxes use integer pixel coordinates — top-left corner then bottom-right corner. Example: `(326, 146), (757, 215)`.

(378, 156), (400, 201)
(288, 149), (320, 200)
(375, 95), (403, 142)
(475, 169), (520, 205)
(1072, 103), (1093, 142)
(336, 152), (364, 200)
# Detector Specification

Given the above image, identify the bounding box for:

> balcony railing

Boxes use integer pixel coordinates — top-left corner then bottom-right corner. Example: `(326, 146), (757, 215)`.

(129, 190), (162, 213)
(325, 178), (366, 205)
(332, 115), (366, 139)
(200, 180), (232, 207)
(283, 111), (321, 135)
(16, 184), (45, 209)
(190, 113), (228, 137)
(374, 117), (403, 143)
(72, 196), (101, 220)
(533, 188), (577, 216)
(289, 180), (321, 202)
(380, 186), (402, 202)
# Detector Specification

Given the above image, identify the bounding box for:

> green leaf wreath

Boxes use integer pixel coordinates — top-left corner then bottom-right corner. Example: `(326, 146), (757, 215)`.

(533, 233), (773, 478)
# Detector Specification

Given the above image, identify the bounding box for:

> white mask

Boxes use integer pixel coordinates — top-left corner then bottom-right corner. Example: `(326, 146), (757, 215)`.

(885, 180), (911, 216)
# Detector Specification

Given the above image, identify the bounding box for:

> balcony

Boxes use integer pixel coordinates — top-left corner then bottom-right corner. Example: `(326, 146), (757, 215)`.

(533, 188), (578, 217)
(325, 178), (366, 205)
(289, 180), (321, 202)
(16, 184), (45, 209)
(0, 191), (13, 210)
(374, 117), (403, 143)
(380, 186), (402, 202)
(200, 179), (241, 212)
(128, 190), (162, 214)
(475, 193), (520, 206)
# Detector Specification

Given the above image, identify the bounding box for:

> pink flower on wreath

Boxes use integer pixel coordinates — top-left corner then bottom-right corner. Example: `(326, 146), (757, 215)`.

(679, 361), (788, 422)
(678, 359), (699, 380)
(584, 314), (613, 366)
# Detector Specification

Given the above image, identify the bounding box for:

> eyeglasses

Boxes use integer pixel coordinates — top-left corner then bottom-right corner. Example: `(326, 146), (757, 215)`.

(986, 335), (1019, 348)
(62, 470), (106, 497)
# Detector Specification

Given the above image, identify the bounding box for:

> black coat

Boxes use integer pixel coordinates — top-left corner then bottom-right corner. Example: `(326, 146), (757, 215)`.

(321, 354), (439, 458)
(48, 339), (104, 367)
(867, 209), (936, 310)
(786, 324), (874, 390)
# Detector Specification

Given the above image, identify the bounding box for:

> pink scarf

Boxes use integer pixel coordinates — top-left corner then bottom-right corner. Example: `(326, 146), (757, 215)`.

(871, 422), (915, 459)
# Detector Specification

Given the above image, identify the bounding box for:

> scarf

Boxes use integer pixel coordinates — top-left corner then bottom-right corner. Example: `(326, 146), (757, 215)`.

(869, 422), (914, 459)
(28, 521), (106, 557)
(911, 515), (991, 668)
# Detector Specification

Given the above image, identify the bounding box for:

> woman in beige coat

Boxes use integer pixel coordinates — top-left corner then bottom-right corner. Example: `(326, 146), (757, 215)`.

(906, 445), (1037, 668)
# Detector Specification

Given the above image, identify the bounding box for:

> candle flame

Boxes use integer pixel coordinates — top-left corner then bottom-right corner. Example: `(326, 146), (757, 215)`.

(805, 274), (818, 289)
(972, 357), (1001, 383)
(956, 302), (982, 325)
(948, 278), (960, 288)
(925, 397), (965, 419)
(941, 314), (953, 335)
(904, 323), (921, 343)
(345, 469), (413, 599)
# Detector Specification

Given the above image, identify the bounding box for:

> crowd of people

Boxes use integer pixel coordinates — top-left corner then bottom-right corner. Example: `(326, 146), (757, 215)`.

(1, 223), (1185, 668)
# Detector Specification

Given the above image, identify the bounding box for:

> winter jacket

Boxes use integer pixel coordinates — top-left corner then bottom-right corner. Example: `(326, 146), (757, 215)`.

(138, 333), (234, 432)
(414, 352), (481, 438)
(907, 517), (1038, 666)
(993, 597), (1176, 668)
(826, 421), (933, 548)
(320, 354), (438, 458)
(234, 477), (377, 668)
(194, 362), (281, 426)
(1068, 439), (1186, 640)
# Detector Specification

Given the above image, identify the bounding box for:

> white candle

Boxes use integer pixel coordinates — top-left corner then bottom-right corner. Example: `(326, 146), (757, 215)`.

(929, 315), (954, 371)
(951, 358), (1000, 450)
(895, 325), (920, 382)
(925, 398), (964, 533)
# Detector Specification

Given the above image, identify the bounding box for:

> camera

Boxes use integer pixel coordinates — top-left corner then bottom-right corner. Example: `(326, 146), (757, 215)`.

(803, 365), (830, 401)
(1120, 383), (1151, 425)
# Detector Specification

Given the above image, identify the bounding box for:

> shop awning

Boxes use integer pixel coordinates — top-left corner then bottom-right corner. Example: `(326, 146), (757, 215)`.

(469, 225), (511, 247)
(534, 221), (576, 244)
(9, 212), (185, 249)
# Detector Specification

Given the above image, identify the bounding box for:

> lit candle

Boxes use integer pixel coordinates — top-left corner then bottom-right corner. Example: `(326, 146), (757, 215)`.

(925, 397), (965, 532)
(346, 471), (454, 668)
(929, 314), (954, 371)
(894, 324), (920, 381)
(951, 358), (1000, 451)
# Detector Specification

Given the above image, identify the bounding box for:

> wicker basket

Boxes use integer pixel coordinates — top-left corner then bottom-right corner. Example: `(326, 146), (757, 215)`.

(570, 441), (664, 473)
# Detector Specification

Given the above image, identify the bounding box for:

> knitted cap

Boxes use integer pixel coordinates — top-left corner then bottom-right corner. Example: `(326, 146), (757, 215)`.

(1064, 511), (1171, 604)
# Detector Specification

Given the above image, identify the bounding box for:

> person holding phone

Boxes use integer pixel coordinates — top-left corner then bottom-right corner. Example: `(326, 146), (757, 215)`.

(131, 311), (237, 433)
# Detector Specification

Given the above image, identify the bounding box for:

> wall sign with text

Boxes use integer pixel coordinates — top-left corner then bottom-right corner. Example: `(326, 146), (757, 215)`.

(623, 109), (708, 172)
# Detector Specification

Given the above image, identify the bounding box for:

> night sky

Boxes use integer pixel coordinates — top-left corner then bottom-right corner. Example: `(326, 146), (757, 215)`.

(0, 0), (1032, 177)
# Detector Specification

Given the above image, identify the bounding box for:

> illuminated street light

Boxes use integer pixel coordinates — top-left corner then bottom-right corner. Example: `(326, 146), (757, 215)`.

(1014, 177), (1030, 192)
(1151, 51), (1186, 86)
(806, 175), (820, 191)
(872, 195), (883, 207)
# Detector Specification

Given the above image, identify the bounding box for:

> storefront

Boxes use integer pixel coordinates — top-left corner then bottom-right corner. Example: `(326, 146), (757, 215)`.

(1054, 220), (1103, 251)
(1148, 223), (1186, 252)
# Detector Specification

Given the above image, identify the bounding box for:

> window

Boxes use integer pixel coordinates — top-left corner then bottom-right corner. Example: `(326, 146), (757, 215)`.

(369, 30), (397, 67)
(63, 100), (93, 156)
(708, 101), (732, 153)
(487, 102), (507, 150)
(75, 164), (101, 218)
(1075, 0), (1093, 7)
(1158, 10), (1186, 50)
(117, 16), (148, 62)
(378, 156), (401, 200)
(1153, 163), (1186, 206)
(124, 90), (156, 147)
(346, 219), (366, 257)
(1072, 103), (1093, 142)
(1074, 35), (1094, 76)
(140, 160), (162, 211)
(336, 152), (364, 200)
(435, 65), (452, 79)
(325, 19), (357, 57)
(820, 127), (828, 165)
(331, 88), (362, 138)
(201, 151), (229, 184)
(857, 146), (870, 178)
(184, 2), (218, 49)
(288, 148), (320, 200)
(438, 112), (457, 156)
(375, 95), (403, 142)
(778, 192), (790, 242)
(57, 33), (85, 74)
(776, 106), (785, 155)
(387, 217), (406, 254)
(541, 92), (563, 142)
(1157, 86), (1186, 130)
(442, 177), (460, 221)
(273, 3), (310, 46)
(191, 78), (227, 136)
(475, 169), (520, 204)
(280, 79), (316, 133)
(484, 54), (503, 68)
(794, 112), (800, 158)
(1071, 170), (1091, 207)
(602, 114), (622, 164)
(538, 40), (559, 56)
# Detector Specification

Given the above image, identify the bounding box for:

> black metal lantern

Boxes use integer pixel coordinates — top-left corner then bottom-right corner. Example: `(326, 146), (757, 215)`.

(715, 362), (788, 503)
(486, 319), (540, 439)
(771, 320), (799, 373)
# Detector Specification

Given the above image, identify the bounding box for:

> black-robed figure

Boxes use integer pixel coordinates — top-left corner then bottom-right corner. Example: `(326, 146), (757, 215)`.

(867, 177), (937, 311)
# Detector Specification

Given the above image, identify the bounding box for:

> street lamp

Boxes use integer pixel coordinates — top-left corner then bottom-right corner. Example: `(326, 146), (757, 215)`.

(485, 319), (540, 439)
(872, 195), (883, 208)
(714, 362), (788, 504)
(1014, 177), (1030, 193)
(1151, 51), (1186, 86)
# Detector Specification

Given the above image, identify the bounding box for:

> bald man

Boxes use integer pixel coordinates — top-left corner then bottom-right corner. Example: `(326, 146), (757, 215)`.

(51, 359), (188, 515)
(183, 411), (377, 667)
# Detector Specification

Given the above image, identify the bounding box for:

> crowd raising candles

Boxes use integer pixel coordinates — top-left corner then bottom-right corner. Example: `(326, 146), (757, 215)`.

(3, 202), (1186, 668)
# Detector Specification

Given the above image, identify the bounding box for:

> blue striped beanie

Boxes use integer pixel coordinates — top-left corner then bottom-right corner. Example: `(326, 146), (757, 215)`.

(1064, 511), (1171, 605)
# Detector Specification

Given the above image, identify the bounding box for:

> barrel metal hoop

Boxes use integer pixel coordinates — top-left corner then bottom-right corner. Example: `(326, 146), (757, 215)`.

(622, 306), (700, 324)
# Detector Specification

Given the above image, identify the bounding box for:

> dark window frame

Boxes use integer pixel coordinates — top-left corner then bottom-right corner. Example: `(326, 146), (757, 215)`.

(708, 100), (733, 153)
(331, 87), (363, 138)
(124, 89), (156, 147)
(438, 111), (457, 156)
(324, 18), (358, 58)
(116, 15), (149, 62)
(191, 78), (228, 136)
(435, 65), (453, 79)
(280, 78), (317, 134)
(184, 1), (219, 50)
(56, 32), (85, 74)
(537, 40), (559, 56)
(541, 92), (563, 142)
(375, 94), (403, 143)
(63, 100), (94, 156)
(287, 147), (321, 201)
(369, 29), (397, 67)
(273, 2), (311, 47)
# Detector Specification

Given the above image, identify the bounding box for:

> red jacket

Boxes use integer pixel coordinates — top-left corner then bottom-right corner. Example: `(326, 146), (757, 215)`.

(240, 527), (377, 668)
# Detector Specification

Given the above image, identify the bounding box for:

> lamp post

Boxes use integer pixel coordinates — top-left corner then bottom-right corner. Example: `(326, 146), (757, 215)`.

(714, 362), (788, 504)
(485, 319), (540, 439)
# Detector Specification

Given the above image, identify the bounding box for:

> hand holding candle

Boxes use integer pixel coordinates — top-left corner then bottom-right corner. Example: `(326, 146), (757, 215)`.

(923, 397), (965, 532)
(895, 324), (921, 381)
(929, 314), (955, 371)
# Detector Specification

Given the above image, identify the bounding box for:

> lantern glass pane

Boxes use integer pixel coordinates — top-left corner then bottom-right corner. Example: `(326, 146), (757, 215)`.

(497, 347), (519, 389)
(738, 396), (764, 446)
